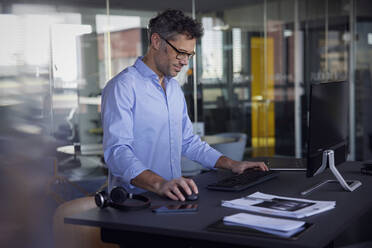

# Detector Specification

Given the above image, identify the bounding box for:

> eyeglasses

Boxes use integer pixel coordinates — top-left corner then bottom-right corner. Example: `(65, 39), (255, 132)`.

(158, 34), (195, 60)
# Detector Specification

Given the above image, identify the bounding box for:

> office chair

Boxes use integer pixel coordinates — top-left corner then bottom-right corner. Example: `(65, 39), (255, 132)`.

(212, 132), (247, 161)
(181, 156), (203, 177)
(55, 107), (82, 171)
(53, 196), (118, 248)
(181, 133), (247, 176)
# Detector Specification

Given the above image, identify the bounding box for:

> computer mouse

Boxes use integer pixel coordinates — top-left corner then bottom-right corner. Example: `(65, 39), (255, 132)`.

(179, 187), (199, 201)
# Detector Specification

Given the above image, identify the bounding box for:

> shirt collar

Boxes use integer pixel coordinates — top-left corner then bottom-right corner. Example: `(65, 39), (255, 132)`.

(134, 56), (173, 84)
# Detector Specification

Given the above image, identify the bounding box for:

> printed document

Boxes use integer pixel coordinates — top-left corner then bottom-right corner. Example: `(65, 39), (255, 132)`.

(223, 213), (306, 238)
(222, 192), (335, 219)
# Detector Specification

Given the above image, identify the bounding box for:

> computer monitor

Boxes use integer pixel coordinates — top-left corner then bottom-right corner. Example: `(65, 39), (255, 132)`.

(306, 81), (348, 177)
(302, 81), (361, 195)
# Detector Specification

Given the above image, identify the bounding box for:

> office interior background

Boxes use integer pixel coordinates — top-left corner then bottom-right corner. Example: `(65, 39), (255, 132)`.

(0, 0), (372, 247)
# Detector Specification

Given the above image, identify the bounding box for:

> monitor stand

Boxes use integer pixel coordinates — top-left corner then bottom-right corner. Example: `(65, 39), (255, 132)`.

(301, 150), (362, 196)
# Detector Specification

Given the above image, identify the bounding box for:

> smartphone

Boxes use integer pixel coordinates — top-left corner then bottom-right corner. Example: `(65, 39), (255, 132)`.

(152, 203), (198, 214)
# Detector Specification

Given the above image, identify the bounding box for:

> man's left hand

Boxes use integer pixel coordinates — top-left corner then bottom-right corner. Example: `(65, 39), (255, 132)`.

(215, 156), (269, 174)
(230, 161), (268, 174)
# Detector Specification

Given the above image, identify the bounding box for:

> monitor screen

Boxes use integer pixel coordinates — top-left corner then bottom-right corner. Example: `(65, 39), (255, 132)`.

(306, 81), (349, 177)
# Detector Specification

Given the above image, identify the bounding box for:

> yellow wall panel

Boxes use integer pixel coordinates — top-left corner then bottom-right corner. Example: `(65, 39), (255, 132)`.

(251, 37), (275, 156)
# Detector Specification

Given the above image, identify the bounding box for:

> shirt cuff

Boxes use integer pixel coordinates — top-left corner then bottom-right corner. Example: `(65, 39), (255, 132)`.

(202, 149), (223, 170)
(122, 162), (148, 186)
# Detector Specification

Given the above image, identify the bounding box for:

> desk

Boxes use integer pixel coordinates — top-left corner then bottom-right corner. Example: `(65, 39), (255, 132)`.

(56, 136), (233, 156)
(65, 162), (372, 248)
(57, 144), (103, 156)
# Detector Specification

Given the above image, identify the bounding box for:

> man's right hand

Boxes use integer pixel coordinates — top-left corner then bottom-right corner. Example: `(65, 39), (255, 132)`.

(131, 170), (198, 201)
(158, 177), (198, 201)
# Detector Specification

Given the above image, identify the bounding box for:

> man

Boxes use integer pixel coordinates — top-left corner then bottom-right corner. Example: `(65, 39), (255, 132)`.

(102, 9), (267, 201)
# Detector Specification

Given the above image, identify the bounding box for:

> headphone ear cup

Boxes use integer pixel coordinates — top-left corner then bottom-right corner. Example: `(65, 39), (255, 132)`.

(110, 186), (128, 204)
(95, 191), (109, 208)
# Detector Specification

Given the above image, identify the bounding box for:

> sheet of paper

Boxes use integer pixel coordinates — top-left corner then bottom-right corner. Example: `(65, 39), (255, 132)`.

(224, 221), (306, 238)
(223, 213), (305, 231)
(222, 192), (335, 218)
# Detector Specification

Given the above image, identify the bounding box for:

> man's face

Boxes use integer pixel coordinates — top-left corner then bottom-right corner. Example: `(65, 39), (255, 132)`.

(155, 34), (196, 78)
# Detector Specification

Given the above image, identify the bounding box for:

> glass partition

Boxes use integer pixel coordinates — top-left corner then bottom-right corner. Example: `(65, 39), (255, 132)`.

(265, 0), (296, 156)
(0, 3), (108, 247)
(193, 0), (357, 160)
(196, 1), (300, 158)
(196, 2), (266, 158)
(355, 0), (372, 160)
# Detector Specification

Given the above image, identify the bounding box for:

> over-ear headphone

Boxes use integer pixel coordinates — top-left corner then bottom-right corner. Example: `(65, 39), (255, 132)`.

(95, 186), (151, 210)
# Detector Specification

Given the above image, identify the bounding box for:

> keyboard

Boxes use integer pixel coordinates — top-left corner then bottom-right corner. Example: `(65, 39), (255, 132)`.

(207, 170), (280, 191)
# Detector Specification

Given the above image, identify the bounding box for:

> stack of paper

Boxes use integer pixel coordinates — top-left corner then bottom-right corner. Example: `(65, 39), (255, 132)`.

(223, 213), (306, 238)
(222, 192), (336, 219)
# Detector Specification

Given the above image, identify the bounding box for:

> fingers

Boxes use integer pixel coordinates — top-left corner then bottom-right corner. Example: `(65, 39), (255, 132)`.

(164, 191), (179, 201)
(254, 164), (268, 171)
(178, 179), (192, 195)
(177, 177), (198, 196)
(232, 161), (269, 174)
(255, 161), (269, 171)
(159, 180), (183, 201)
(172, 184), (185, 201)
(161, 177), (199, 201)
(186, 178), (198, 194)
(245, 161), (268, 171)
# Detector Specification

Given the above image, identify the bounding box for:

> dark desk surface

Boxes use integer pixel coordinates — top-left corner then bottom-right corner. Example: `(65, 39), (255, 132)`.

(65, 162), (372, 248)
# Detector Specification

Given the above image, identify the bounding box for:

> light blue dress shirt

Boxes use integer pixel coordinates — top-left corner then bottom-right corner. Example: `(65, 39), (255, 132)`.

(101, 57), (222, 194)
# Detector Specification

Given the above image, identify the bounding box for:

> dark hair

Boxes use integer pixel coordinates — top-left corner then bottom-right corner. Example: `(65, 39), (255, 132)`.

(148, 9), (204, 42)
